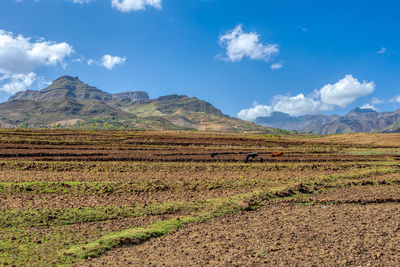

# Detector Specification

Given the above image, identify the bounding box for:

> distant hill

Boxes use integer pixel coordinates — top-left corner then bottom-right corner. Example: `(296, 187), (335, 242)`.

(255, 112), (339, 133)
(1, 76), (282, 133)
(255, 107), (400, 134)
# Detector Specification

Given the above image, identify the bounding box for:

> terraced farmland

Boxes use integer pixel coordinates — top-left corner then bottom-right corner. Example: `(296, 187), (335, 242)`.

(0, 129), (400, 266)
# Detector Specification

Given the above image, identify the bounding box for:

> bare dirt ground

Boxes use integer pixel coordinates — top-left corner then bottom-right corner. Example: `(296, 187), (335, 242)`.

(87, 187), (400, 266)
(307, 184), (400, 204)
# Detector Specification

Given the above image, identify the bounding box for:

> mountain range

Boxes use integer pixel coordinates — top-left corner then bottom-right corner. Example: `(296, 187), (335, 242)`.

(3, 75), (399, 134)
(0, 76), (281, 133)
(255, 108), (400, 134)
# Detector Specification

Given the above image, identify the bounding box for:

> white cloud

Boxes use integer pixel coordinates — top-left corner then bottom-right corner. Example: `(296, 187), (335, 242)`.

(371, 97), (384, 104)
(0, 29), (73, 94)
(111, 0), (162, 12)
(237, 102), (272, 122)
(86, 55), (126, 69)
(0, 30), (73, 74)
(101, 54), (126, 70)
(218, 24), (279, 63)
(270, 93), (323, 116)
(270, 61), (284, 70)
(360, 104), (377, 111)
(238, 93), (323, 120)
(377, 47), (387, 54)
(0, 73), (36, 94)
(238, 75), (375, 120)
(319, 74), (375, 108)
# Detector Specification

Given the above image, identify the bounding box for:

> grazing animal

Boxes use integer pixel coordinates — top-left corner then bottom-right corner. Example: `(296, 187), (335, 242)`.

(245, 152), (258, 163)
(271, 152), (284, 157)
(211, 153), (219, 158)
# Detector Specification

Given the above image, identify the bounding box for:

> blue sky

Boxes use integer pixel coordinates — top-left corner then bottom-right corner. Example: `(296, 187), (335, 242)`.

(0, 0), (399, 119)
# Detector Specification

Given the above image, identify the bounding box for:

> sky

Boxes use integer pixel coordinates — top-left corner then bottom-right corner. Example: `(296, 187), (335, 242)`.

(0, 0), (400, 120)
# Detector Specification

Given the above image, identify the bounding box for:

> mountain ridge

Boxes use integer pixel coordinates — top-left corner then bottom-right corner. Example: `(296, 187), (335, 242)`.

(0, 76), (281, 133)
(255, 108), (400, 134)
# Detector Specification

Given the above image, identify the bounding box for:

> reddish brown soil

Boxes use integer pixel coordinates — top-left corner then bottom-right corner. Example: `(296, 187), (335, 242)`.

(86, 202), (400, 266)
(307, 184), (400, 204)
(84, 183), (400, 266)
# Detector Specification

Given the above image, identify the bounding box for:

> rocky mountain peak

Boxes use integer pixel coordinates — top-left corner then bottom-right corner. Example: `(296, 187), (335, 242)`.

(53, 75), (80, 82)
(10, 75), (112, 102)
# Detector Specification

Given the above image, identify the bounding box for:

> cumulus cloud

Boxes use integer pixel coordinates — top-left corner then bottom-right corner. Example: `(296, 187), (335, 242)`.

(318, 74), (375, 108)
(237, 102), (272, 122)
(0, 29), (73, 93)
(218, 24), (279, 63)
(271, 93), (323, 116)
(111, 0), (162, 12)
(238, 75), (375, 120)
(0, 30), (73, 74)
(238, 93), (323, 121)
(0, 73), (36, 94)
(101, 54), (126, 70)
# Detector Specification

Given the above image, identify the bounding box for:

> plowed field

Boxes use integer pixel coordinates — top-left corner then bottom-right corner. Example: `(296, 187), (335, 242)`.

(0, 129), (399, 266)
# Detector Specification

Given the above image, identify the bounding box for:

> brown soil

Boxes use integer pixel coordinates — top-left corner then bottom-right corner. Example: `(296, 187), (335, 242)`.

(307, 184), (400, 204)
(0, 169), (344, 183)
(84, 183), (400, 266)
(86, 202), (400, 266)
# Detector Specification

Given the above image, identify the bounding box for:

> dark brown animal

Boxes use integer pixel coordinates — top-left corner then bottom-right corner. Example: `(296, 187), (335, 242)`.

(245, 152), (258, 163)
(271, 152), (284, 157)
